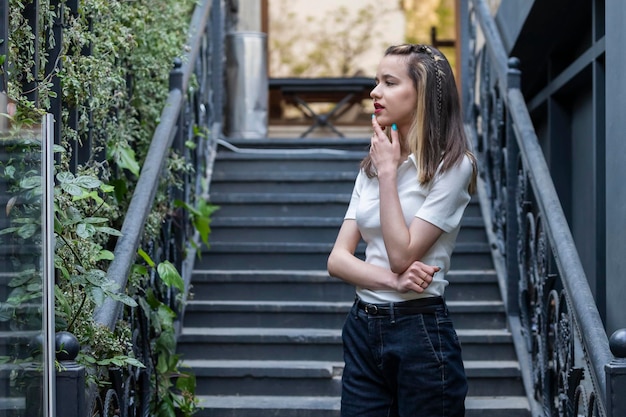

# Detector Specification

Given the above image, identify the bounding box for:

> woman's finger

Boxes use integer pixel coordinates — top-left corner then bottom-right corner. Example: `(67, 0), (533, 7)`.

(371, 114), (387, 139)
(390, 123), (399, 144)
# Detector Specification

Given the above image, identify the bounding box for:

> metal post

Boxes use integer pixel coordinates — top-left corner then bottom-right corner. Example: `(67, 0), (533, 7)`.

(45, 0), (63, 148)
(23, 0), (39, 104)
(55, 332), (85, 417)
(0, 0), (8, 92)
(211, 0), (225, 130)
(606, 329), (626, 417)
(42, 114), (56, 417)
(505, 57), (521, 315)
(459, 0), (471, 122)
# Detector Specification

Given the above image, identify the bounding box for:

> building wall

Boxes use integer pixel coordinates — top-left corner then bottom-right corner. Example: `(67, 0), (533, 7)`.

(266, 0), (405, 77)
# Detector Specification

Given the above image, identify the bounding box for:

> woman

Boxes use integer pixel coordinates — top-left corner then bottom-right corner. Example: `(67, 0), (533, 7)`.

(327, 44), (476, 417)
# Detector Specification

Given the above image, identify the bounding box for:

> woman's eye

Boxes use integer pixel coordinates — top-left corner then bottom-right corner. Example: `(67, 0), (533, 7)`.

(385, 81), (394, 86)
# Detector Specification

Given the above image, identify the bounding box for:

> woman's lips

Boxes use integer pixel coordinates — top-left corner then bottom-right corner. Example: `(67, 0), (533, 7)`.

(374, 103), (384, 114)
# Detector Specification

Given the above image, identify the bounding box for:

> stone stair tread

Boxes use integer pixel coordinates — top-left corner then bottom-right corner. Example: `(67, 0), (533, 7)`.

(211, 216), (483, 227)
(215, 151), (367, 161)
(197, 395), (529, 409)
(184, 358), (519, 373)
(192, 269), (333, 281)
(212, 217), (342, 226)
(181, 326), (511, 339)
(209, 193), (350, 204)
(185, 299), (505, 311)
(191, 268), (497, 281)
(186, 300), (351, 311)
(213, 171), (358, 181)
(181, 327), (342, 341)
(184, 359), (343, 378)
(197, 394), (340, 411)
(205, 241), (490, 252)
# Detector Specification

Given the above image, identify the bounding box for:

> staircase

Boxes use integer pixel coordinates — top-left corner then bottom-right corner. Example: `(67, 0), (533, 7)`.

(177, 137), (531, 417)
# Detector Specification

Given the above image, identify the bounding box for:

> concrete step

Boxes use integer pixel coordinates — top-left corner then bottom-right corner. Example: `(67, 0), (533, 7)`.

(194, 395), (530, 417)
(207, 215), (487, 245)
(178, 327), (342, 362)
(183, 359), (525, 397)
(181, 299), (507, 330)
(177, 327), (515, 362)
(196, 241), (493, 271)
(211, 171), (358, 195)
(218, 138), (371, 152)
(208, 192), (350, 218)
(189, 269), (501, 303)
(213, 152), (365, 175)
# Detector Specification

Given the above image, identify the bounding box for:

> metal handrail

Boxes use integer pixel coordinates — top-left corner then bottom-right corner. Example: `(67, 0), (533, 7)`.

(93, 0), (213, 330)
(466, 0), (621, 415)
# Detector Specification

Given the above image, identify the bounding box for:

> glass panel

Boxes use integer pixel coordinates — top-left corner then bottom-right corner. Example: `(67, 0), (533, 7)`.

(0, 97), (46, 416)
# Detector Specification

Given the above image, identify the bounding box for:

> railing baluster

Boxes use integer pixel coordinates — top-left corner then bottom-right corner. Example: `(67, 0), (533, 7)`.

(504, 57), (521, 315)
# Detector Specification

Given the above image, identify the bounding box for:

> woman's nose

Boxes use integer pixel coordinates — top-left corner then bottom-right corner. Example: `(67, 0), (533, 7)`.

(370, 85), (380, 99)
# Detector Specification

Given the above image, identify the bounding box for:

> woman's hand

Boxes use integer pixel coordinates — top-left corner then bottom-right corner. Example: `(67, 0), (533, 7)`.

(395, 261), (441, 294)
(369, 115), (401, 175)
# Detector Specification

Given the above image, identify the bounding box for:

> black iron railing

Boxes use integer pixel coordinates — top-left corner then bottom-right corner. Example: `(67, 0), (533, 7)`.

(464, 1), (626, 416)
(84, 0), (230, 414)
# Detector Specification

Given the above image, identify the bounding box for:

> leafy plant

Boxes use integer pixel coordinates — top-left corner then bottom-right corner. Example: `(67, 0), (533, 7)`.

(2, 0), (213, 415)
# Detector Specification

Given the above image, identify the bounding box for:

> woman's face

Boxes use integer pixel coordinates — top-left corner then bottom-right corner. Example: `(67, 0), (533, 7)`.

(370, 54), (418, 133)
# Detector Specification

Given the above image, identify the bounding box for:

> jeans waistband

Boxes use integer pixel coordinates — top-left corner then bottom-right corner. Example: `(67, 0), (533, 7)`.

(356, 296), (444, 316)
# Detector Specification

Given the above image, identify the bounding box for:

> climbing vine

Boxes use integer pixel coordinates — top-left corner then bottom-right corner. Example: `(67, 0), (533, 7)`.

(1, 0), (206, 415)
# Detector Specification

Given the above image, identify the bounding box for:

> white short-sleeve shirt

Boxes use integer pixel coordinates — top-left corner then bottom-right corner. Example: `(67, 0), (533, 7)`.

(344, 153), (473, 303)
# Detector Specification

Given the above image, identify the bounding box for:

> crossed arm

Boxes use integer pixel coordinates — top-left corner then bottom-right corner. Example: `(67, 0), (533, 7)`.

(327, 218), (441, 294)
(327, 117), (443, 293)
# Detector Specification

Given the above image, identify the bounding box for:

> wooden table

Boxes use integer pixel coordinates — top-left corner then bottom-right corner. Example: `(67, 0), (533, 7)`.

(269, 77), (375, 138)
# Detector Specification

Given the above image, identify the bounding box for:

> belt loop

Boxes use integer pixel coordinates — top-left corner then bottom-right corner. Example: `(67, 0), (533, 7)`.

(389, 302), (396, 324)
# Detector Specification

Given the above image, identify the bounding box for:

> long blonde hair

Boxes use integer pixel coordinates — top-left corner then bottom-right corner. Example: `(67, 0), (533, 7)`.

(362, 44), (476, 193)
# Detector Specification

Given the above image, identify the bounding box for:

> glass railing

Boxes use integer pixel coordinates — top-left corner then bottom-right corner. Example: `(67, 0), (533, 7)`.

(0, 106), (55, 417)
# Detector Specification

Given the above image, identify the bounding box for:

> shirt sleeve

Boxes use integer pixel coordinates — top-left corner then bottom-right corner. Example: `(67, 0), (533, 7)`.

(344, 170), (364, 220)
(416, 155), (473, 233)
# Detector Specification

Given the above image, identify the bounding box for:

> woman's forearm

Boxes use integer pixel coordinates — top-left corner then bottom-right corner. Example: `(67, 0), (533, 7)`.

(327, 247), (397, 291)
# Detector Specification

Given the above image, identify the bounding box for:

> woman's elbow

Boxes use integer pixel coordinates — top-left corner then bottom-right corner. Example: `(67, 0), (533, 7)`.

(388, 256), (410, 274)
(327, 251), (338, 277)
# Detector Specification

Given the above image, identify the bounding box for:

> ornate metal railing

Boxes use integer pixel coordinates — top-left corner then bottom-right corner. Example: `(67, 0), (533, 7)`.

(464, 1), (626, 416)
(84, 0), (232, 415)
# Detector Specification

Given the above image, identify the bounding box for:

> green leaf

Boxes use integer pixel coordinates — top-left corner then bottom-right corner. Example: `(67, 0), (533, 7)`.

(56, 171), (75, 184)
(19, 176), (41, 190)
(77, 223), (96, 239)
(112, 145), (140, 177)
(74, 175), (102, 189)
(17, 223), (37, 239)
(95, 226), (123, 236)
(137, 248), (155, 267)
(96, 250), (115, 261)
(125, 357), (145, 368)
(157, 261), (184, 292)
(61, 182), (84, 197)
(109, 292), (138, 307)
(90, 286), (105, 306)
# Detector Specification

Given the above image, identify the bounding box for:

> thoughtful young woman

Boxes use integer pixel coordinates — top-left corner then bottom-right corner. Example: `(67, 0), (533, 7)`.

(327, 44), (477, 417)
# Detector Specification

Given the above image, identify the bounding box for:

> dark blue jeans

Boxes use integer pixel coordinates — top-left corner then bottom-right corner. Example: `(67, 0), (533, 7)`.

(341, 299), (468, 417)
